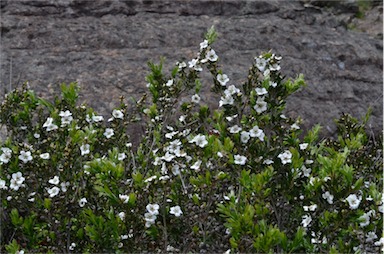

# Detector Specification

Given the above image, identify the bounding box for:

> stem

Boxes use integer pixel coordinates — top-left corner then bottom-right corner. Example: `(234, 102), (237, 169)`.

(162, 196), (168, 250)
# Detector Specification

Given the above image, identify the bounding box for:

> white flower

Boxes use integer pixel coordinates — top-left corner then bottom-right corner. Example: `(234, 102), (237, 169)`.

(179, 115), (186, 123)
(358, 212), (371, 227)
(345, 194), (361, 210)
(69, 243), (76, 251)
(112, 109), (124, 119)
(255, 57), (267, 72)
(80, 144), (90, 156)
(43, 117), (58, 131)
(217, 74), (229, 86)
(189, 134), (208, 148)
(171, 164), (181, 175)
(240, 131), (250, 144)
(118, 153), (126, 161)
(144, 175), (157, 183)
(366, 232), (378, 242)
(303, 204), (317, 212)
(121, 234), (129, 240)
(165, 79), (174, 87)
(178, 61), (187, 70)
(60, 182), (69, 192)
(91, 115), (104, 122)
(59, 110), (73, 127)
(253, 97), (267, 114)
(118, 212), (126, 220)
(263, 159), (274, 165)
(269, 62), (281, 71)
(225, 85), (240, 96)
(249, 125), (265, 141)
(263, 69), (271, 78)
(144, 212), (157, 227)
(191, 94), (201, 104)
(291, 123), (300, 130)
(19, 150), (33, 163)
(305, 159), (314, 165)
(299, 143), (308, 150)
(0, 147), (12, 164)
(39, 153), (50, 160)
(0, 179), (7, 190)
(12, 172), (25, 186)
(47, 186), (60, 198)
(166, 245), (180, 252)
(119, 194), (130, 203)
(206, 49), (218, 62)
(146, 203), (160, 215)
(79, 198), (87, 207)
(104, 128), (114, 139)
(10, 179), (20, 191)
(162, 152), (175, 162)
(270, 81), (278, 88)
(322, 191), (334, 204)
(301, 214), (312, 228)
(228, 125), (242, 134)
(301, 165), (311, 177)
(219, 94), (234, 107)
(278, 150), (292, 165)
(165, 131), (179, 139)
(200, 39), (208, 50)
(225, 114), (237, 122)
(48, 176), (60, 185)
(255, 87), (268, 96)
(191, 160), (202, 172)
(170, 205), (183, 217)
(374, 237), (384, 248)
(234, 155), (247, 165)
(188, 58), (202, 71)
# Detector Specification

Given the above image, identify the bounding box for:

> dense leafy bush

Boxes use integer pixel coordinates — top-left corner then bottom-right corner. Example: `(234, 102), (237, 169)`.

(1, 27), (382, 253)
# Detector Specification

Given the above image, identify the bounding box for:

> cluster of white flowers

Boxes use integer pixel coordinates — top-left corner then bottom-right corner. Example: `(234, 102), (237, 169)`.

(46, 175), (68, 198)
(0, 147), (12, 164)
(144, 203), (159, 228)
(9, 172), (25, 191)
(59, 110), (73, 127)
(255, 54), (282, 76)
(277, 150), (292, 165)
(86, 113), (104, 123)
(227, 125), (265, 145)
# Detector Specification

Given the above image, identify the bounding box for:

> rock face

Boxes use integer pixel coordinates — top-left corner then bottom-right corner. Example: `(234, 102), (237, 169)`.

(0, 0), (382, 136)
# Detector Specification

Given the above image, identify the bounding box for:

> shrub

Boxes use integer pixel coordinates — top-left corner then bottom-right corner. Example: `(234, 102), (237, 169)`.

(0, 27), (382, 253)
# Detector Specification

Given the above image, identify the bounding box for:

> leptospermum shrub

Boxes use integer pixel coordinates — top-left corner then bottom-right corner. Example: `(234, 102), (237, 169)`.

(1, 27), (383, 253)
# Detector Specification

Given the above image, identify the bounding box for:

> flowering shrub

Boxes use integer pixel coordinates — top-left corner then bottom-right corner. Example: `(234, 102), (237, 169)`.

(0, 27), (382, 253)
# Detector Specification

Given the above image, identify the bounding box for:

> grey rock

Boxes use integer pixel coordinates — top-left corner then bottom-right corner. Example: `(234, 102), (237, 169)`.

(0, 0), (382, 137)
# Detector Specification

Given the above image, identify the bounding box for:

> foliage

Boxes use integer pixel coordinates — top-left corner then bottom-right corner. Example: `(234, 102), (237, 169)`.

(0, 27), (382, 253)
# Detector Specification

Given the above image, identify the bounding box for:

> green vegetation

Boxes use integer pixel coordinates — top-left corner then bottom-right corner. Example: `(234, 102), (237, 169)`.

(0, 27), (382, 253)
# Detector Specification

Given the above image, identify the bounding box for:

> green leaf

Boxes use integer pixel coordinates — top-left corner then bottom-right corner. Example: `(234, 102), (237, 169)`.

(205, 25), (218, 44)
(10, 208), (23, 227)
(5, 239), (21, 254)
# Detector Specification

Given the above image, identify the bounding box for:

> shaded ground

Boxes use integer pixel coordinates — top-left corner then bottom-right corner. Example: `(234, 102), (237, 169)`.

(0, 0), (382, 137)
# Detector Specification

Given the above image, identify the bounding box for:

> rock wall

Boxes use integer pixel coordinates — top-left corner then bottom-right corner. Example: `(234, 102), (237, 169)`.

(1, 0), (382, 136)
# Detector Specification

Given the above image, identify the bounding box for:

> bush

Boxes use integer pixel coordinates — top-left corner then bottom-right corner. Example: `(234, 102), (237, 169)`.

(0, 27), (382, 253)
